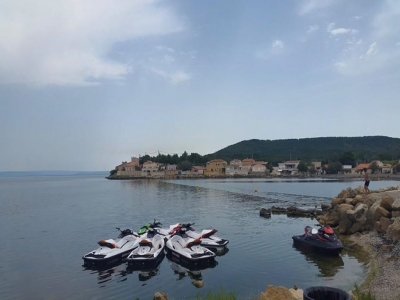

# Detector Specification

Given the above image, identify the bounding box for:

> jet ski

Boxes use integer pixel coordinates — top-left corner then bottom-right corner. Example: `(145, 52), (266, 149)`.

(126, 227), (165, 267)
(179, 223), (229, 251)
(82, 227), (139, 268)
(155, 223), (182, 239)
(137, 219), (162, 235)
(165, 226), (216, 265)
(292, 224), (343, 254)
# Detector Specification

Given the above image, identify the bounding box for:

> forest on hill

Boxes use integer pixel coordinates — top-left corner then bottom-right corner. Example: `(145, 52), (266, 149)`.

(210, 136), (400, 165)
(136, 136), (400, 170)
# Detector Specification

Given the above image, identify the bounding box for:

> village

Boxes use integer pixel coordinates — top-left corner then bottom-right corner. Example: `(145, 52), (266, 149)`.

(109, 156), (397, 179)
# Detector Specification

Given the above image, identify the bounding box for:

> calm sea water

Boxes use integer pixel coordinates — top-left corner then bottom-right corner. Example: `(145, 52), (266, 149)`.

(0, 175), (397, 299)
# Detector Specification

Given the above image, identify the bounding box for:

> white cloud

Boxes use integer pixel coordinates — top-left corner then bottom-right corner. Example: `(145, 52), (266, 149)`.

(152, 68), (191, 84)
(298, 0), (336, 16)
(0, 0), (184, 87)
(327, 23), (358, 36)
(366, 42), (378, 56)
(272, 40), (284, 48)
(396, 42), (400, 46)
(334, 1), (400, 76)
(255, 40), (285, 59)
(307, 25), (319, 34)
(156, 46), (175, 53)
(353, 16), (362, 20)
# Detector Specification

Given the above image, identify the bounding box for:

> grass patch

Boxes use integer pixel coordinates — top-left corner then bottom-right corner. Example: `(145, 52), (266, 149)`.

(195, 288), (237, 300)
(353, 284), (376, 300)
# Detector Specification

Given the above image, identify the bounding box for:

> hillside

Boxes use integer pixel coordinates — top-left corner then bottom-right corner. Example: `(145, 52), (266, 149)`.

(209, 136), (400, 164)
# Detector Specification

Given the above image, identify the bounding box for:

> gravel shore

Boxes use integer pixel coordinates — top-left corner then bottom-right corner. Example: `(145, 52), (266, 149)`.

(350, 232), (400, 300)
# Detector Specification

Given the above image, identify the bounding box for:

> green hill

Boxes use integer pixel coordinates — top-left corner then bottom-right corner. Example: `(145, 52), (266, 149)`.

(208, 136), (400, 164)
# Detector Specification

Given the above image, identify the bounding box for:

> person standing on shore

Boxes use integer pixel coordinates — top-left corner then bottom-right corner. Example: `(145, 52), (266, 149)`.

(364, 168), (370, 194)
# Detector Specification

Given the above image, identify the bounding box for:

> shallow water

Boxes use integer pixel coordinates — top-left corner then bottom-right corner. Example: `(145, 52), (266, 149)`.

(0, 176), (396, 299)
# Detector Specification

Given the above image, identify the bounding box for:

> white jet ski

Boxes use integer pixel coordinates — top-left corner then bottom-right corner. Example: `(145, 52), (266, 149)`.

(179, 223), (229, 251)
(82, 227), (139, 268)
(126, 227), (165, 267)
(165, 226), (216, 265)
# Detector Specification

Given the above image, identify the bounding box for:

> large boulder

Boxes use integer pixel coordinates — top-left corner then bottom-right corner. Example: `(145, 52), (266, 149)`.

(337, 187), (357, 199)
(331, 197), (345, 206)
(386, 218), (400, 242)
(337, 204), (354, 234)
(380, 217), (394, 232)
(374, 206), (391, 220)
(154, 292), (168, 300)
(347, 204), (367, 223)
(259, 285), (297, 300)
(380, 196), (394, 211)
(319, 209), (339, 226)
(392, 198), (400, 211)
(260, 208), (271, 218)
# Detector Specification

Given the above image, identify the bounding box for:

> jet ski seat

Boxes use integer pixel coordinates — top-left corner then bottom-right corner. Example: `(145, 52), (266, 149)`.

(201, 229), (217, 239)
(98, 239), (118, 248)
(185, 238), (201, 248)
(139, 239), (153, 248)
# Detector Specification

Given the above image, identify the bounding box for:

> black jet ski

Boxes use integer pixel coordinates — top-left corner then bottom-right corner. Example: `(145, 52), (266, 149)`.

(292, 224), (343, 254)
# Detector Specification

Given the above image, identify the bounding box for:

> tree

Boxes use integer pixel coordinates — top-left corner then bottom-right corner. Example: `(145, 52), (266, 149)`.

(327, 162), (343, 174)
(340, 151), (356, 167)
(297, 161), (308, 172)
(189, 152), (202, 164)
(180, 151), (188, 162)
(179, 161), (192, 171)
(370, 161), (379, 174)
(109, 169), (117, 176)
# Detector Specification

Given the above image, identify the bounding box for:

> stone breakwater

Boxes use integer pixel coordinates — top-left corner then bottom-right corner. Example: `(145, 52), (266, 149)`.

(317, 186), (400, 239)
(318, 185), (400, 300)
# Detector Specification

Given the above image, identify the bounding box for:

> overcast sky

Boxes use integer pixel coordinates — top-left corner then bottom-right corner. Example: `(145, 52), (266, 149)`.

(1, 0), (400, 171)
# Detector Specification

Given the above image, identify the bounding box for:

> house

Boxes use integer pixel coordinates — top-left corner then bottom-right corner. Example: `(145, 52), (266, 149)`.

(204, 159), (227, 176)
(166, 164), (177, 171)
(354, 163), (370, 174)
(142, 161), (160, 172)
(381, 164), (393, 174)
(369, 160), (393, 174)
(249, 161), (268, 175)
(311, 162), (322, 174)
(116, 156), (142, 177)
(225, 159), (248, 176)
(191, 166), (205, 175)
(277, 160), (300, 175)
(340, 165), (353, 174)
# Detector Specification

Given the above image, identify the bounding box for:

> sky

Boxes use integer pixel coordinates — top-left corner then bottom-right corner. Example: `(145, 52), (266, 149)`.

(1, 0), (400, 171)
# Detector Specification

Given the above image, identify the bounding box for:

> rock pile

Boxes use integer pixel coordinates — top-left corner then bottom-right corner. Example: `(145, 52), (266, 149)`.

(317, 186), (400, 241)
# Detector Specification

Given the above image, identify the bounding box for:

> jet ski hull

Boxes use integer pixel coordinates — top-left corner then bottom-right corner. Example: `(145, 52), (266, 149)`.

(82, 248), (134, 268)
(292, 235), (343, 254)
(165, 235), (216, 266)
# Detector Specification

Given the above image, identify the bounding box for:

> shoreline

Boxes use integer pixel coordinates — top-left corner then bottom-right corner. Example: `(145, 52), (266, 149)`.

(106, 174), (400, 181)
(349, 232), (400, 299)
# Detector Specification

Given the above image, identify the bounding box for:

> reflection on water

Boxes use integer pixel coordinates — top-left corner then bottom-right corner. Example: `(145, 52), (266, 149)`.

(292, 245), (344, 277)
(167, 253), (218, 286)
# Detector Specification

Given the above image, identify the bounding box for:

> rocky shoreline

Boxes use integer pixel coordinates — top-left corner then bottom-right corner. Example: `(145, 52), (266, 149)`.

(318, 185), (400, 300)
(257, 185), (400, 300)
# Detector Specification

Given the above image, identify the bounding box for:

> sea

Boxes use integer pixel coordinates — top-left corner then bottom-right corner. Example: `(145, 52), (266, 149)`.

(1, 173), (398, 299)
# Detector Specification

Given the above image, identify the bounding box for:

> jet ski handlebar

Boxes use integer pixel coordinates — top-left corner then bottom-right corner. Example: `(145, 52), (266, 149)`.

(181, 223), (195, 228)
